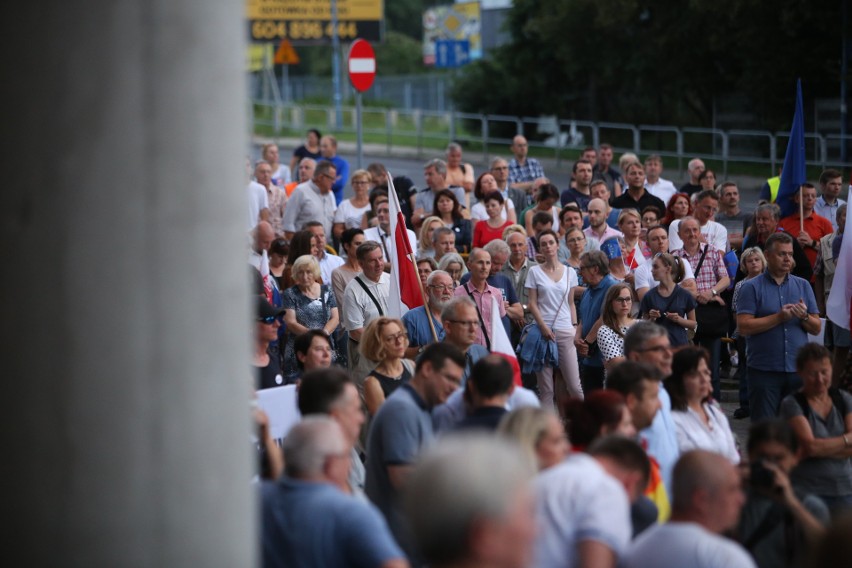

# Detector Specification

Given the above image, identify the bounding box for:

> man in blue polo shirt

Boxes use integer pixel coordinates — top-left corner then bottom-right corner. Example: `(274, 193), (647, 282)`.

(575, 250), (617, 393)
(365, 342), (465, 558)
(402, 270), (452, 357)
(260, 416), (408, 568)
(737, 232), (821, 421)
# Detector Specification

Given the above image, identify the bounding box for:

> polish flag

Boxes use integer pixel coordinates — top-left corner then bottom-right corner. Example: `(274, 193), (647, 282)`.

(387, 175), (424, 318)
(826, 185), (852, 331)
(491, 296), (522, 386)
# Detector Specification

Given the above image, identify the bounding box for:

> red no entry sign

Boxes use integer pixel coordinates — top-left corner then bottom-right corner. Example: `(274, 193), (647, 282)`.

(348, 39), (376, 93)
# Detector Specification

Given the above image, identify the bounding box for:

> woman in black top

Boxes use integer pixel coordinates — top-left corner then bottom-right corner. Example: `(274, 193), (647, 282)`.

(360, 317), (414, 416)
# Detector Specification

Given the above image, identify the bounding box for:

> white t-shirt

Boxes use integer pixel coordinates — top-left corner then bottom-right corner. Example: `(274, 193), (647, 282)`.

(645, 178), (678, 205)
(525, 265), (578, 331)
(624, 522), (756, 568)
(246, 181), (268, 231)
(668, 219), (728, 253)
(534, 454), (632, 568)
(470, 198), (516, 222)
(333, 199), (371, 229)
(634, 257), (696, 292)
(272, 164), (292, 186)
(363, 226), (418, 263)
(671, 402), (741, 464)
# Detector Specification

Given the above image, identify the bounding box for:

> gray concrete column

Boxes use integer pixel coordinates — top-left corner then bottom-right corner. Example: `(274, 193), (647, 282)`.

(1, 1), (254, 566)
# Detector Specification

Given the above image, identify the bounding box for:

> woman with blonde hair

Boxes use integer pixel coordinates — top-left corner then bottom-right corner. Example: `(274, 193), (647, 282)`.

(417, 216), (444, 259)
(497, 407), (569, 471)
(360, 317), (414, 416)
(617, 208), (651, 272)
(281, 254), (339, 381)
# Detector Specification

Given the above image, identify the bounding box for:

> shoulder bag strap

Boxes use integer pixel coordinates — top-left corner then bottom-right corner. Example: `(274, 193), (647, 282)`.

(548, 267), (571, 329)
(465, 283), (491, 350)
(355, 276), (384, 316)
(693, 244), (710, 276)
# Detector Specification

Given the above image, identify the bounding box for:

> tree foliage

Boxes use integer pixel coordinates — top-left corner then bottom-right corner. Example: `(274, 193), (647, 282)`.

(451, 0), (844, 131)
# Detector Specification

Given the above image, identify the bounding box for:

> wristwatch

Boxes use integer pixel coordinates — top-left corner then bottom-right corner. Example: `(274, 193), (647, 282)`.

(711, 289), (718, 297)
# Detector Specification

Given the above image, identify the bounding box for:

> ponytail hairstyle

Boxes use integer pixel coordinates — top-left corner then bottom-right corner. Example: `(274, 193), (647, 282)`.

(657, 252), (685, 284)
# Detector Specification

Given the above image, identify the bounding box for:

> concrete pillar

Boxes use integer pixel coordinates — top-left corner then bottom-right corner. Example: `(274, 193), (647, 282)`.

(1, 1), (254, 566)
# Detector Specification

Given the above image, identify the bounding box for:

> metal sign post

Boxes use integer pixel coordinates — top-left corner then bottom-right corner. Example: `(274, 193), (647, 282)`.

(347, 39), (376, 169)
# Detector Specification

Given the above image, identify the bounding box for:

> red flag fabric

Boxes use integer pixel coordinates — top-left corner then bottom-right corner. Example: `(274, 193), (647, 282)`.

(394, 211), (423, 311)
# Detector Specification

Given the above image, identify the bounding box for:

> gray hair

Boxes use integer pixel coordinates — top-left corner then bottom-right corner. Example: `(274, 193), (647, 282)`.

(677, 216), (700, 233)
(446, 142), (462, 153)
(623, 321), (668, 356)
(483, 239), (510, 259)
(432, 226), (455, 246)
(754, 203), (781, 222)
(441, 296), (476, 322)
(424, 158), (447, 177)
(687, 158), (705, 172)
(438, 252), (469, 277)
(404, 434), (535, 565)
(490, 157), (508, 169)
(283, 416), (347, 478)
(580, 250), (609, 276)
(314, 159), (337, 178)
(426, 269), (451, 286)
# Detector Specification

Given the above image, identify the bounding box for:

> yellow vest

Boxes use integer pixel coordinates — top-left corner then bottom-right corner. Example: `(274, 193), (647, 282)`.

(767, 176), (780, 202)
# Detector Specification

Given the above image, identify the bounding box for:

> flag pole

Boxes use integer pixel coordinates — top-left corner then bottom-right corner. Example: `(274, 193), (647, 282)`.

(387, 172), (439, 343)
(799, 185), (804, 234)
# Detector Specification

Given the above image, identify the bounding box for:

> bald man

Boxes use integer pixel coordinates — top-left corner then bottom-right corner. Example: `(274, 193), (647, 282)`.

(624, 450), (755, 568)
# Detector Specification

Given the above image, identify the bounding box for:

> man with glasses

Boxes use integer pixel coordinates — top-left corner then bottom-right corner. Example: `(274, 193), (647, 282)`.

(737, 232), (821, 421)
(492, 157), (527, 210)
(439, 297), (491, 384)
(402, 270), (454, 358)
(668, 189), (728, 253)
(575, 250), (618, 393)
(281, 160), (337, 240)
(343, 242), (390, 383)
(365, 342), (465, 556)
(624, 321), (680, 497)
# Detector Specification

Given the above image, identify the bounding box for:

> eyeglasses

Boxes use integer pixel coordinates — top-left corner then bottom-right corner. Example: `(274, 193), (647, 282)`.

(566, 237), (586, 244)
(257, 316), (279, 324)
(320, 173), (335, 181)
(384, 331), (408, 343)
(448, 320), (480, 327)
(638, 345), (673, 354)
(429, 284), (454, 291)
(614, 297), (633, 304)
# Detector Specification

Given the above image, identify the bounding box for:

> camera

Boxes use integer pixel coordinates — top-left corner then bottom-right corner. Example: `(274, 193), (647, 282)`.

(749, 460), (777, 491)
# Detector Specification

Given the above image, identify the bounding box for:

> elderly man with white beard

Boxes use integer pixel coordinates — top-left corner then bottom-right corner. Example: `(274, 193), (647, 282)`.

(402, 270), (454, 358)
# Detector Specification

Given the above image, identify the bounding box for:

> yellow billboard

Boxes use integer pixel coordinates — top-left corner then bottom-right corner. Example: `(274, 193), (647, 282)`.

(247, 0), (383, 42)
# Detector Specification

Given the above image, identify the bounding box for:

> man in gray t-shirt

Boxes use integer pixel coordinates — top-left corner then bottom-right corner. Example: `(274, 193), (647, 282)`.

(365, 343), (465, 555)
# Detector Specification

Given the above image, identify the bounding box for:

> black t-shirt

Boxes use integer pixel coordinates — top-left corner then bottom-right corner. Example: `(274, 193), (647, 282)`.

(367, 366), (412, 398)
(256, 344), (285, 390)
(639, 286), (697, 347)
(292, 145), (322, 163)
(611, 189), (666, 214)
(680, 182), (703, 197)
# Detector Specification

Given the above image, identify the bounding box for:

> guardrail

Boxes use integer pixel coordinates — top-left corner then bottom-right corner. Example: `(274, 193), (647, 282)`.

(252, 100), (852, 173)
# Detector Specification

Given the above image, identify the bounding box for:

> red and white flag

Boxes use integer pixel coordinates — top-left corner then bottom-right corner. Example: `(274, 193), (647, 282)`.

(491, 296), (522, 386)
(387, 175), (424, 318)
(259, 249), (274, 304)
(826, 186), (852, 331)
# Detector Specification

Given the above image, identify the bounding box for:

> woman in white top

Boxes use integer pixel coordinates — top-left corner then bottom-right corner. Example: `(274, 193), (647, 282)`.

(526, 229), (582, 408)
(470, 172), (516, 223)
(597, 283), (637, 375)
(261, 143), (292, 186)
(665, 346), (740, 464)
(333, 169), (372, 241)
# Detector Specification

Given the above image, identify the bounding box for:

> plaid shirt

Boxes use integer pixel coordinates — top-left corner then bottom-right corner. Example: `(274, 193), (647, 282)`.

(673, 244), (727, 295)
(266, 185), (288, 236)
(508, 157), (545, 184)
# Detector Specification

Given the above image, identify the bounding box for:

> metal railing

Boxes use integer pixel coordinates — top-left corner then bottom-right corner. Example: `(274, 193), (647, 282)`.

(252, 100), (852, 171)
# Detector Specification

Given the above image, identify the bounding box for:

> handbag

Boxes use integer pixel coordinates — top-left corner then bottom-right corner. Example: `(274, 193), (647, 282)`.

(517, 267), (571, 349)
(692, 245), (729, 338)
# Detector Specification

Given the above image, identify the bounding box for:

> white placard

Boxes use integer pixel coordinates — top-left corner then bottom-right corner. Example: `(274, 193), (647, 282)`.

(256, 385), (301, 442)
(807, 318), (826, 345)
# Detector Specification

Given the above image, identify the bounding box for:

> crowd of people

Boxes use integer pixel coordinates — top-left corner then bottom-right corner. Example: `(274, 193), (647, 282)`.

(248, 132), (852, 567)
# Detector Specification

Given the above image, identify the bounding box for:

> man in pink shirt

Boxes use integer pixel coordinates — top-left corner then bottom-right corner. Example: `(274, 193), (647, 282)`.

(453, 248), (507, 349)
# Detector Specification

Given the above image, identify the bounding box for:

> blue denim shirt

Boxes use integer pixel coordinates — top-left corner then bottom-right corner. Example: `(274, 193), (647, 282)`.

(736, 271), (818, 372)
(578, 274), (617, 367)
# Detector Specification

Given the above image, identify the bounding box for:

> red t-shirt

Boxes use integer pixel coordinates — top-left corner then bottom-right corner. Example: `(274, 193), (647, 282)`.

(473, 219), (512, 248)
(778, 212), (833, 271)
